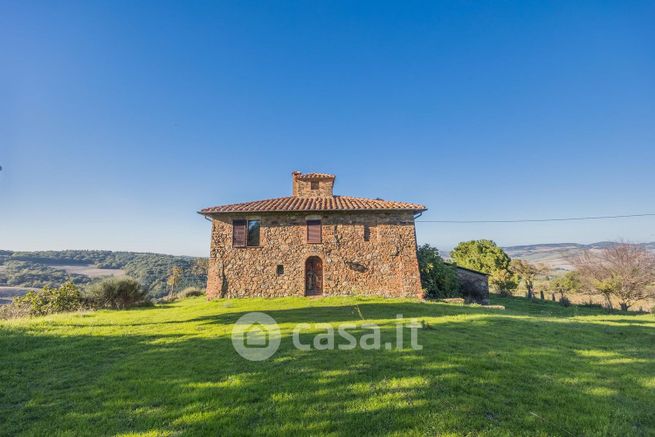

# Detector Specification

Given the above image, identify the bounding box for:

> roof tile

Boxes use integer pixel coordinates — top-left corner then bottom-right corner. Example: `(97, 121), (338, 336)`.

(200, 196), (426, 214)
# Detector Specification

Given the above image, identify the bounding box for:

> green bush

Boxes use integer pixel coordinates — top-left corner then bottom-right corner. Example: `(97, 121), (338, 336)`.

(417, 244), (459, 299)
(13, 282), (83, 316)
(86, 277), (148, 309)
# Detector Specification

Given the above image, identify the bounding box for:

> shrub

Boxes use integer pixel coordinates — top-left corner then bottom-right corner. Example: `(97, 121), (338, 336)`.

(12, 282), (83, 316)
(161, 287), (206, 302)
(0, 302), (32, 319)
(86, 277), (148, 309)
(549, 271), (581, 301)
(491, 270), (518, 297)
(417, 244), (459, 299)
(560, 296), (572, 307)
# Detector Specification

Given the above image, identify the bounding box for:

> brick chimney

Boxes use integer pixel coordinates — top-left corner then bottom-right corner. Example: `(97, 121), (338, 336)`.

(292, 171), (336, 198)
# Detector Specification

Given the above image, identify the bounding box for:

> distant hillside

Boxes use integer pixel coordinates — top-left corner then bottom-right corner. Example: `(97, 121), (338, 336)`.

(0, 250), (207, 299)
(503, 242), (655, 271)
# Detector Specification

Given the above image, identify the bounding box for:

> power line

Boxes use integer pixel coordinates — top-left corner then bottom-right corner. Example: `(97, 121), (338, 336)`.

(416, 213), (655, 224)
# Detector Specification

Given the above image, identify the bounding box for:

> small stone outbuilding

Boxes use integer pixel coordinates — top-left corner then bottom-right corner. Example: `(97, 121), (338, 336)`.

(453, 266), (490, 303)
(199, 172), (426, 298)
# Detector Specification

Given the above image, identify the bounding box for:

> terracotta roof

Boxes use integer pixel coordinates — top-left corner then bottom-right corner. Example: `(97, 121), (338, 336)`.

(200, 196), (426, 214)
(294, 172), (335, 180)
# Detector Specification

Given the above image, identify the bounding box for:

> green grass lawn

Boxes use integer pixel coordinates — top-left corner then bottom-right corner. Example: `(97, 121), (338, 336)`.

(1, 296), (654, 436)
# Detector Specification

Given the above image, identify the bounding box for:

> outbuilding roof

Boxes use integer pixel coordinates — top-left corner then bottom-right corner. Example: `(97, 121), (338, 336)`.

(449, 264), (490, 276)
(199, 195), (426, 215)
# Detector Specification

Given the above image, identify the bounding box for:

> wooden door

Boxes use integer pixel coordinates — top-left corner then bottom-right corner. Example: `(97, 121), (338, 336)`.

(305, 256), (323, 296)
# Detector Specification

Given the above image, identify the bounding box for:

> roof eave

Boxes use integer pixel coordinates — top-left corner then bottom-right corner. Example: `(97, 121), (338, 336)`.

(199, 207), (427, 215)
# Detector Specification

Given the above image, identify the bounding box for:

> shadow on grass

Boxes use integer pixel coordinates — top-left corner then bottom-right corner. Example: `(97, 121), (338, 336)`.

(1, 300), (654, 436)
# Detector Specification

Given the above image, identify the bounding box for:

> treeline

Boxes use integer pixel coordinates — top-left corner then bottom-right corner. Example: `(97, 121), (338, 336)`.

(123, 255), (206, 297)
(2, 250), (167, 268)
(0, 250), (207, 297)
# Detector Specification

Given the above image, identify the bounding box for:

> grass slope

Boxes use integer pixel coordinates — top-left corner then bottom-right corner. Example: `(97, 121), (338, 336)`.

(1, 296), (654, 436)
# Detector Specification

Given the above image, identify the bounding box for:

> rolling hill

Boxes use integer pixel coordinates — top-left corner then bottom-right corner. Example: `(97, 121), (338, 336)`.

(503, 241), (655, 272)
(0, 250), (206, 301)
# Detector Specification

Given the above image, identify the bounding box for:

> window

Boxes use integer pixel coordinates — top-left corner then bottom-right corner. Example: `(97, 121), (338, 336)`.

(311, 181), (319, 190)
(276, 265), (284, 275)
(364, 224), (371, 241)
(233, 219), (260, 247)
(247, 220), (260, 246)
(307, 219), (322, 244)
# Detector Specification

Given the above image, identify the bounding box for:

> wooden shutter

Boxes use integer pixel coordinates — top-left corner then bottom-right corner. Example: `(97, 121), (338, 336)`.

(233, 220), (247, 247)
(307, 220), (322, 244)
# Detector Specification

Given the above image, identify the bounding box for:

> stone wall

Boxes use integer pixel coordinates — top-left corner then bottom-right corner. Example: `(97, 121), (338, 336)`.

(206, 211), (422, 298)
(455, 267), (490, 303)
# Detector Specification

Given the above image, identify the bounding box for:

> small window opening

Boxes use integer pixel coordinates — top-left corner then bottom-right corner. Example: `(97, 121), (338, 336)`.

(364, 224), (371, 241)
(276, 265), (284, 275)
(311, 181), (319, 190)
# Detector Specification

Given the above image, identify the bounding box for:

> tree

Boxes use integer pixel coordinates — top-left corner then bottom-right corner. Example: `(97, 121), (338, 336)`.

(450, 240), (516, 293)
(489, 269), (518, 297)
(549, 271), (581, 300)
(573, 243), (655, 311)
(511, 259), (545, 299)
(167, 266), (183, 297)
(191, 258), (208, 278)
(417, 244), (459, 299)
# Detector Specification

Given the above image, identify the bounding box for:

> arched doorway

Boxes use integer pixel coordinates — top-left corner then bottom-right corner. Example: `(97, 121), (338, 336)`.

(305, 256), (323, 296)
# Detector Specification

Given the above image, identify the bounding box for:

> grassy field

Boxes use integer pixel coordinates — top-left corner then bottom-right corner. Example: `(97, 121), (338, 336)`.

(1, 296), (654, 436)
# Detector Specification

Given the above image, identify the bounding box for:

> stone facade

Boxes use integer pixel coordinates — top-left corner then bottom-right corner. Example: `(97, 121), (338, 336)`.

(207, 211), (422, 298)
(202, 172), (425, 299)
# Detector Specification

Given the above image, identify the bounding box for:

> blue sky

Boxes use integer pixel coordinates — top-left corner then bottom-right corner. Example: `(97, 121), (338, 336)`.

(1, 1), (654, 256)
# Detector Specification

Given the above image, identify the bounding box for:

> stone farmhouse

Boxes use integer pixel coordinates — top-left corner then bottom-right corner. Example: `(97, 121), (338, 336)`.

(199, 172), (427, 299)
